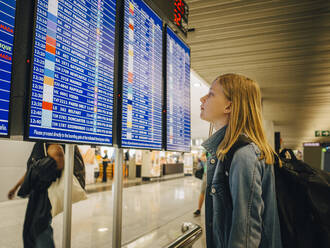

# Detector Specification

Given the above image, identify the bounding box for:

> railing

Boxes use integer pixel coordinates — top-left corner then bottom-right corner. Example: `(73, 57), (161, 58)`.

(164, 222), (203, 248)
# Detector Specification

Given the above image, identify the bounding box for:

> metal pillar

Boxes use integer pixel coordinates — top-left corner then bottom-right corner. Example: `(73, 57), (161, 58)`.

(112, 147), (123, 248)
(62, 144), (74, 248)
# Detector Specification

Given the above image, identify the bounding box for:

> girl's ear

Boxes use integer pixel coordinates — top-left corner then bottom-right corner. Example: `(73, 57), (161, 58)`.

(224, 101), (232, 114)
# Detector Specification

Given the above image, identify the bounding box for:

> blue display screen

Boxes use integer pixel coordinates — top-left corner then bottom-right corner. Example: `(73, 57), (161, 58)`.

(121, 0), (163, 149)
(0, 0), (16, 136)
(28, 0), (116, 145)
(166, 27), (191, 152)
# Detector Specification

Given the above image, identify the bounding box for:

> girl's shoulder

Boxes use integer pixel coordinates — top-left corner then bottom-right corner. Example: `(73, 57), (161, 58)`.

(233, 142), (260, 161)
(231, 142), (266, 174)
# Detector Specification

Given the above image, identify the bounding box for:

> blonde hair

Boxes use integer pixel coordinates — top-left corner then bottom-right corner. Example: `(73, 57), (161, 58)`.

(215, 73), (276, 165)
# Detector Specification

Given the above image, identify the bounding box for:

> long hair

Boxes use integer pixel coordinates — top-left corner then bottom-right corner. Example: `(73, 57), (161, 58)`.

(215, 73), (276, 165)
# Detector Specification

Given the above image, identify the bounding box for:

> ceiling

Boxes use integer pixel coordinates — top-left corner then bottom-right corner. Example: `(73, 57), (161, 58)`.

(184, 0), (330, 149)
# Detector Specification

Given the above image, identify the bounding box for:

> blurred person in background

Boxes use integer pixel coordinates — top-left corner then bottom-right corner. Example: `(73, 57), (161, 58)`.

(194, 152), (208, 217)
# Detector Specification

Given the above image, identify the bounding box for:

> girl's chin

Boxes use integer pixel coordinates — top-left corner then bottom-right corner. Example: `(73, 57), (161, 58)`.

(200, 114), (212, 123)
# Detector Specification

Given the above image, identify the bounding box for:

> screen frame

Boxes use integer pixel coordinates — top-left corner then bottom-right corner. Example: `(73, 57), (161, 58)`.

(163, 24), (191, 153)
(24, 0), (118, 146)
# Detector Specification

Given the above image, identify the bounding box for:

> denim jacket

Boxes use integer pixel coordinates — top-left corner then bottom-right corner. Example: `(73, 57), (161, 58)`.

(202, 126), (282, 248)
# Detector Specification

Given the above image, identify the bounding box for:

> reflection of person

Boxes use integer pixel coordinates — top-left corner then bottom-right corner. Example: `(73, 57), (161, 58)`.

(7, 142), (46, 200)
(102, 150), (109, 182)
(7, 142), (84, 247)
(194, 152), (207, 216)
(17, 142), (64, 247)
(200, 74), (282, 247)
(8, 173), (26, 200)
(8, 144), (85, 199)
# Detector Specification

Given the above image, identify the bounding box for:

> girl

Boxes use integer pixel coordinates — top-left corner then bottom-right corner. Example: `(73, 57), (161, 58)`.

(200, 74), (282, 247)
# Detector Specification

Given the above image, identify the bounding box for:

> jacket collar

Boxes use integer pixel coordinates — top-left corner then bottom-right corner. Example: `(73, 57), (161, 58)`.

(202, 125), (227, 157)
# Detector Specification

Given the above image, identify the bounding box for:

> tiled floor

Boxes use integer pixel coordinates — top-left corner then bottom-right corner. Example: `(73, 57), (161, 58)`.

(0, 177), (206, 248)
(85, 173), (186, 194)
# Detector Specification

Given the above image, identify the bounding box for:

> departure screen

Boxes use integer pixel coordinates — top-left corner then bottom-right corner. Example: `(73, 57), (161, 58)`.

(0, 0), (16, 136)
(121, 0), (163, 149)
(28, 0), (116, 145)
(166, 26), (191, 152)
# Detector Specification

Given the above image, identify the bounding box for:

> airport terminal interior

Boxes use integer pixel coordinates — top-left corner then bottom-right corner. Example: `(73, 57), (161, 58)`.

(0, 0), (329, 247)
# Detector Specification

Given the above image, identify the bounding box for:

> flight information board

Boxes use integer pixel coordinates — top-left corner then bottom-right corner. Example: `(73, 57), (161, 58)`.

(28, 0), (116, 145)
(0, 0), (16, 136)
(121, 0), (163, 149)
(166, 26), (191, 152)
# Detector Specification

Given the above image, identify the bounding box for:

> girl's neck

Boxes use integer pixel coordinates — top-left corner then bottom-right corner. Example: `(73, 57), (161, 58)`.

(213, 119), (228, 132)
